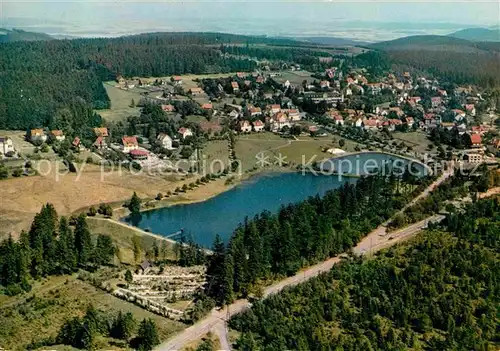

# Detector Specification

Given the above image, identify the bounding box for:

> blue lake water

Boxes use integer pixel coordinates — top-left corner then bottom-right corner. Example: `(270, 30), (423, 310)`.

(123, 153), (426, 248)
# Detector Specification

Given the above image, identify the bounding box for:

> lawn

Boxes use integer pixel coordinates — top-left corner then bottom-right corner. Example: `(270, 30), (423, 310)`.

(235, 133), (289, 171)
(0, 276), (185, 351)
(392, 131), (432, 154)
(201, 139), (231, 174)
(274, 70), (314, 86)
(98, 82), (143, 123)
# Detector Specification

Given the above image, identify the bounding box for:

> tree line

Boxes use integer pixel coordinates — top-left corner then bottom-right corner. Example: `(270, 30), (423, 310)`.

(0, 204), (115, 295)
(204, 174), (419, 306)
(31, 304), (160, 351)
(0, 33), (262, 131)
(229, 197), (500, 350)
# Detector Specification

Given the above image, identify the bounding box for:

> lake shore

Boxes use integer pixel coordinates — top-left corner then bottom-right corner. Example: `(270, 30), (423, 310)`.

(114, 166), (294, 220)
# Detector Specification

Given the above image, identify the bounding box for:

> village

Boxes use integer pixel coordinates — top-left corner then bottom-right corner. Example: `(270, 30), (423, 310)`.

(1, 62), (499, 182)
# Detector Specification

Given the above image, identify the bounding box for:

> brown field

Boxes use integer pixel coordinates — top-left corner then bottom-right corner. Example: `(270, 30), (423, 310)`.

(0, 276), (185, 351)
(0, 161), (231, 240)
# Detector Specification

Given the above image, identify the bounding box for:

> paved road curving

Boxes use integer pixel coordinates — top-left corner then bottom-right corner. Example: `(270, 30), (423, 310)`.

(155, 214), (442, 351)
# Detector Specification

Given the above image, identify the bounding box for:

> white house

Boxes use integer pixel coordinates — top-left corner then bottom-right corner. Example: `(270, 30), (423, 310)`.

(253, 120), (265, 132)
(249, 107), (262, 117)
(267, 104), (281, 115)
(157, 133), (173, 150)
(334, 115), (344, 126)
(271, 113), (291, 132)
(178, 127), (193, 140)
(229, 110), (240, 119)
(284, 109), (301, 121)
(0, 137), (14, 155)
(239, 120), (252, 133)
(122, 136), (139, 153)
(30, 129), (47, 143)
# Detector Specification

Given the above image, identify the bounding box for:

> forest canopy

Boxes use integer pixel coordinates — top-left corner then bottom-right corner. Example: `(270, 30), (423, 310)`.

(229, 197), (500, 350)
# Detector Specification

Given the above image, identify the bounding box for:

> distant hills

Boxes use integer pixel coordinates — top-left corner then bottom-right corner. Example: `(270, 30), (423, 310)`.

(293, 36), (369, 47)
(368, 34), (500, 88)
(448, 27), (500, 42)
(0, 28), (53, 43)
(369, 35), (484, 52)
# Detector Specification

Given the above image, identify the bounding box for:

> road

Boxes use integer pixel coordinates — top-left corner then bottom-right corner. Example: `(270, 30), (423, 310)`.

(155, 167), (456, 351)
(155, 214), (442, 351)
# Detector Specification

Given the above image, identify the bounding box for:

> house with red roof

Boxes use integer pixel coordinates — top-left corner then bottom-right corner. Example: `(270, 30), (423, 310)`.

(122, 136), (139, 153)
(267, 104), (281, 114)
(93, 127), (108, 137)
(50, 130), (65, 142)
(284, 109), (300, 121)
(161, 104), (175, 112)
(189, 87), (204, 96)
(253, 120), (265, 132)
(231, 81), (239, 92)
(171, 76), (183, 85)
(469, 134), (482, 148)
(465, 104), (476, 116)
(178, 127), (193, 140)
(452, 109), (466, 120)
(249, 107), (262, 117)
(431, 97), (442, 108)
(201, 103), (213, 110)
(129, 149), (148, 160)
(93, 136), (107, 149)
(363, 119), (379, 131)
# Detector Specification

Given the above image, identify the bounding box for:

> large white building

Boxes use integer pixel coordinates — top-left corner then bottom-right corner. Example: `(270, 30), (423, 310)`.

(0, 137), (14, 155)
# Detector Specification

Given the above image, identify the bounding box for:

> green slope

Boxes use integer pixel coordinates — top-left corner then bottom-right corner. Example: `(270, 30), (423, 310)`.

(449, 27), (500, 42)
(0, 28), (53, 43)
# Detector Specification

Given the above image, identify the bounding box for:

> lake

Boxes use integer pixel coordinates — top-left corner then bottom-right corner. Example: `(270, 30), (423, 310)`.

(123, 152), (427, 248)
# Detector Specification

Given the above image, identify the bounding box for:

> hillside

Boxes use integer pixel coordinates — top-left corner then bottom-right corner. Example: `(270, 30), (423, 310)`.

(0, 28), (53, 43)
(370, 35), (487, 53)
(229, 197), (500, 350)
(370, 35), (500, 87)
(449, 27), (500, 42)
(295, 36), (369, 47)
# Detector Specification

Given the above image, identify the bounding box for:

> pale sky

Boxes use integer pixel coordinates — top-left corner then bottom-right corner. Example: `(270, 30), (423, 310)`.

(1, 0), (499, 40)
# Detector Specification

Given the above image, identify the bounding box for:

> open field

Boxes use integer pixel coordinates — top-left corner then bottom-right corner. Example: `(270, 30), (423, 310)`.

(177, 73), (243, 92)
(273, 70), (314, 86)
(235, 133), (290, 171)
(0, 276), (185, 351)
(0, 161), (230, 240)
(235, 132), (358, 169)
(392, 131), (433, 154)
(98, 82), (143, 123)
(201, 139), (231, 173)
